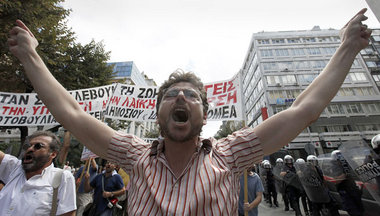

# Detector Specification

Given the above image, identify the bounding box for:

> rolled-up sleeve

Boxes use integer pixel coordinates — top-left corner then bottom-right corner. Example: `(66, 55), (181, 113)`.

(215, 127), (263, 175)
(107, 131), (150, 173)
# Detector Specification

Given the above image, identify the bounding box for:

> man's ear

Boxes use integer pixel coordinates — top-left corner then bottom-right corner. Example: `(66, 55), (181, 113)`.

(203, 112), (207, 125)
(50, 151), (58, 160)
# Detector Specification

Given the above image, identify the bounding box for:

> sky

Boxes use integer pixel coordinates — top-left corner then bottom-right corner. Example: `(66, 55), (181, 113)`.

(61, 0), (380, 137)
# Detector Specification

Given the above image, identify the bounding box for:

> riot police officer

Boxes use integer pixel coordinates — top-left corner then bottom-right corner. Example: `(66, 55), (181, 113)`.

(295, 158), (313, 216)
(306, 155), (340, 216)
(264, 161), (278, 207)
(281, 155), (302, 216)
(331, 150), (364, 216)
(275, 158), (290, 211)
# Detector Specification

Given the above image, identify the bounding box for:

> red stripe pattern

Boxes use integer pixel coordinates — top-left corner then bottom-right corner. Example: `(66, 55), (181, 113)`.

(107, 127), (263, 215)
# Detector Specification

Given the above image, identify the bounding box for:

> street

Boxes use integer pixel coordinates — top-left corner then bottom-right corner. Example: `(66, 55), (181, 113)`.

(257, 198), (350, 216)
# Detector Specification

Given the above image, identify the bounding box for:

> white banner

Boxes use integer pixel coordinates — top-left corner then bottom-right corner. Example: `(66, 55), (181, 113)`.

(0, 85), (114, 126)
(204, 73), (244, 121)
(0, 76), (243, 126)
(104, 84), (158, 121)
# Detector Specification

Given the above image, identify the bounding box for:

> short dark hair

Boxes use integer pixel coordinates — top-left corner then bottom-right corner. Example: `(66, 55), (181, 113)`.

(26, 130), (61, 153)
(156, 69), (209, 114)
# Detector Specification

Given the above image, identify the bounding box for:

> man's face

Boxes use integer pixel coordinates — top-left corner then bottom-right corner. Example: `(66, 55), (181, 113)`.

(22, 136), (56, 173)
(105, 162), (116, 173)
(157, 82), (207, 142)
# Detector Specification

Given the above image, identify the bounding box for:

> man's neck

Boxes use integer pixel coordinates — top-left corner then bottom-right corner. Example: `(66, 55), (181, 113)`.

(163, 136), (199, 178)
(24, 163), (51, 180)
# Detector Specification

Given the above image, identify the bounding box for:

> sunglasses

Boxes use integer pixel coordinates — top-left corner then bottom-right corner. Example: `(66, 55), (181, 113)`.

(23, 142), (47, 151)
(163, 89), (201, 101)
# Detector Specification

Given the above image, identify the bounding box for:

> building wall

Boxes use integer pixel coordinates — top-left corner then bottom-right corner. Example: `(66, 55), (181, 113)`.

(240, 27), (380, 156)
(107, 61), (158, 139)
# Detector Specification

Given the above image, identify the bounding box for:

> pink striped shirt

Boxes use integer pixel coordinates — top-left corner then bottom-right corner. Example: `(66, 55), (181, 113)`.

(107, 127), (263, 215)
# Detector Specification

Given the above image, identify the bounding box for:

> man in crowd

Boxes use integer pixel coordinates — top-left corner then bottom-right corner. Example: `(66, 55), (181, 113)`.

(84, 161), (124, 216)
(239, 167), (264, 216)
(0, 130), (76, 216)
(75, 158), (98, 216)
(6, 8), (371, 214)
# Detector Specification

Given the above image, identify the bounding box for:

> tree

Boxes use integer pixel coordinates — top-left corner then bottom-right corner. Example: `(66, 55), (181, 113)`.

(144, 127), (160, 139)
(214, 121), (244, 139)
(0, 0), (115, 157)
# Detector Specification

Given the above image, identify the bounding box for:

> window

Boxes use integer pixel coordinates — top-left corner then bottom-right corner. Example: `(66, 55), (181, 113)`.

(282, 75), (296, 84)
(346, 103), (364, 114)
(268, 90), (283, 99)
(356, 124), (380, 131)
(294, 61), (309, 69)
(349, 72), (368, 82)
(298, 74), (316, 84)
(284, 89), (301, 98)
(278, 61), (293, 70)
(260, 49), (274, 57)
(262, 62), (278, 70)
(318, 37), (331, 42)
(303, 37), (316, 43)
(258, 39), (270, 44)
(272, 39), (285, 44)
(327, 104), (345, 114)
(322, 47), (337, 55)
(288, 38), (301, 43)
(373, 35), (380, 42)
(266, 76), (281, 85)
(291, 48), (305, 56)
(366, 61), (377, 68)
(311, 60), (326, 68)
(353, 87), (376, 96)
(373, 74), (380, 82)
(337, 88), (354, 96)
(307, 48), (321, 55)
(275, 49), (289, 56)
(365, 103), (380, 113)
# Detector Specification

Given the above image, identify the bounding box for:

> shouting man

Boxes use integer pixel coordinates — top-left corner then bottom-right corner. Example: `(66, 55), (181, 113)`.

(6, 8), (371, 215)
(0, 131), (76, 216)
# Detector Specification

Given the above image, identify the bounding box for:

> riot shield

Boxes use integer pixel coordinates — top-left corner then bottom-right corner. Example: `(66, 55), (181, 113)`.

(339, 140), (380, 206)
(280, 166), (304, 191)
(295, 162), (330, 203)
(318, 154), (347, 184)
(273, 164), (286, 194)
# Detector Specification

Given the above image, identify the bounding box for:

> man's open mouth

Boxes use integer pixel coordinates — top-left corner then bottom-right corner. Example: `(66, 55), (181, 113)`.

(23, 154), (34, 164)
(172, 109), (189, 123)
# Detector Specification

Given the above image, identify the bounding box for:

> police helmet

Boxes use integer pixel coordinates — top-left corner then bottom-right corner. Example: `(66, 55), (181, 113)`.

(263, 161), (272, 169)
(306, 155), (318, 165)
(295, 158), (305, 164)
(284, 155), (294, 164)
(331, 150), (342, 161)
(276, 158), (284, 164)
(371, 134), (380, 150)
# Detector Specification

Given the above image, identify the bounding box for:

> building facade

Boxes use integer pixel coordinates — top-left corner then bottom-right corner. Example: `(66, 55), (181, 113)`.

(107, 61), (158, 139)
(240, 27), (380, 159)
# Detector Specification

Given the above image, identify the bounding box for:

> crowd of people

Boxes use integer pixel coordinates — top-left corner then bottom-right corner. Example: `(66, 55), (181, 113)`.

(241, 133), (380, 216)
(0, 7), (377, 216)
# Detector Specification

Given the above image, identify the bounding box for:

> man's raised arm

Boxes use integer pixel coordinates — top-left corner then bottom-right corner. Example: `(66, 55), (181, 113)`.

(7, 20), (114, 158)
(254, 9), (372, 155)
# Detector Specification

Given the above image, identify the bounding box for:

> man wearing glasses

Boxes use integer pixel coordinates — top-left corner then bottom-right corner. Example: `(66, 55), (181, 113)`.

(0, 131), (77, 216)
(6, 8), (372, 215)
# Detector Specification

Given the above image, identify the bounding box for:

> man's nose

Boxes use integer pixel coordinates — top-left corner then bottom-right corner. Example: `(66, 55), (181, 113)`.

(175, 90), (186, 100)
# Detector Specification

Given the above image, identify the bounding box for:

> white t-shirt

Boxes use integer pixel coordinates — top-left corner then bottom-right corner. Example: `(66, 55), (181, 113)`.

(0, 154), (76, 215)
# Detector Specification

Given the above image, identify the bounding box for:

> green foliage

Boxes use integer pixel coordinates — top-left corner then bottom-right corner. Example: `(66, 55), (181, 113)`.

(0, 0), (114, 92)
(144, 127), (160, 139)
(214, 121), (244, 139)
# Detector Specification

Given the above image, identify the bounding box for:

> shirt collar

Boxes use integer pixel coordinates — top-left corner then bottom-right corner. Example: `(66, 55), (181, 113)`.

(150, 137), (212, 156)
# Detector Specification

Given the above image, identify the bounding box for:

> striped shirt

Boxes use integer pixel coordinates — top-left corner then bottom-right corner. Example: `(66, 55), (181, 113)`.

(107, 127), (263, 215)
